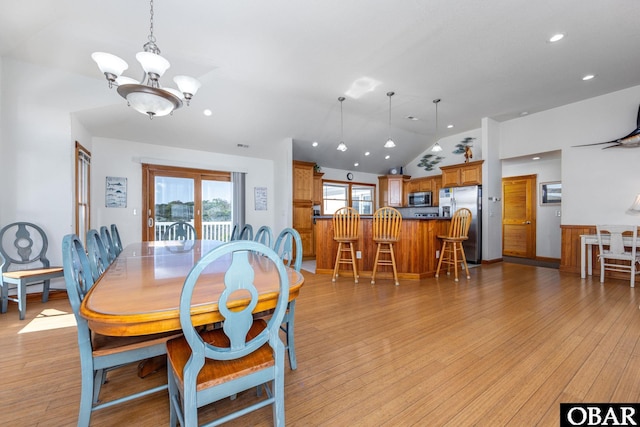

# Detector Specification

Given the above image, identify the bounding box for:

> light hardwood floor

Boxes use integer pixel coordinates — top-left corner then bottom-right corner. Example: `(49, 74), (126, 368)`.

(2, 262), (640, 426)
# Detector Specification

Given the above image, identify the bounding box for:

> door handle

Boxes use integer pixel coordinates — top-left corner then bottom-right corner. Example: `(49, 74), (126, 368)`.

(148, 217), (154, 228)
(523, 221), (531, 224)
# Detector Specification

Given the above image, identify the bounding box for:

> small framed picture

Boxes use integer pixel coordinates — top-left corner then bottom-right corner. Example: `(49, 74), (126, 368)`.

(106, 176), (127, 208)
(540, 181), (561, 205)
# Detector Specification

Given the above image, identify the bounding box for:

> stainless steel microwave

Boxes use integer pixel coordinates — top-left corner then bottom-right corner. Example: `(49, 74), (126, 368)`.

(408, 191), (432, 207)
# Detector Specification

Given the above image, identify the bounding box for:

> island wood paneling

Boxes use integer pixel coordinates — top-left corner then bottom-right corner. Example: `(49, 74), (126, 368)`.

(315, 217), (450, 280)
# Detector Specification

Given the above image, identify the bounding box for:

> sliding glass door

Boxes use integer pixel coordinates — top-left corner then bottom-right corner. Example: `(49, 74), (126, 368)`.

(142, 164), (232, 241)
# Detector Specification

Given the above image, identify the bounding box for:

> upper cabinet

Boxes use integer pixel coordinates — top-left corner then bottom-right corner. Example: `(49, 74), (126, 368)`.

(293, 160), (315, 201)
(403, 175), (442, 206)
(378, 175), (410, 207)
(313, 171), (324, 205)
(440, 160), (484, 188)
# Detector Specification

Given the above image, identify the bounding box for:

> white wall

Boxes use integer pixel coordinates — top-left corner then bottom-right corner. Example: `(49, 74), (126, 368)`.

(482, 117), (503, 261)
(502, 154), (562, 259)
(91, 138), (290, 247)
(501, 84), (640, 226)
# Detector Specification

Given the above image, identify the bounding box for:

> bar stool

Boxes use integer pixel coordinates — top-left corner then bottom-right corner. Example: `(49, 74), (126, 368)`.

(435, 208), (472, 282)
(371, 207), (402, 286)
(332, 207), (360, 283)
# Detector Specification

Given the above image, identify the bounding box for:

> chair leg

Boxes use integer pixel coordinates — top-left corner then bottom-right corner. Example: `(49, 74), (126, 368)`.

(42, 279), (50, 302)
(459, 244), (471, 279)
(389, 243), (399, 286)
(348, 242), (359, 283)
(631, 261), (636, 288)
(452, 243), (459, 282)
(371, 243), (381, 284)
(600, 259), (605, 283)
(285, 300), (297, 369)
(1, 281), (7, 313)
(18, 279), (27, 320)
(332, 242), (343, 282)
(435, 241), (446, 278)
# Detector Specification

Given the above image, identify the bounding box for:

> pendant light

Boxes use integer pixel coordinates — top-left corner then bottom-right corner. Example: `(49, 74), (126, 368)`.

(431, 98), (443, 152)
(384, 91), (396, 148)
(336, 97), (348, 151)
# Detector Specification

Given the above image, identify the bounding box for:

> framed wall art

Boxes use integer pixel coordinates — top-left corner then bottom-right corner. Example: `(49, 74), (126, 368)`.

(105, 176), (127, 208)
(540, 181), (561, 205)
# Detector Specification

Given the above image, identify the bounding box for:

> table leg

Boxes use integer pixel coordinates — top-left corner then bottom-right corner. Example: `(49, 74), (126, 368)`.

(580, 236), (586, 279)
(137, 355), (167, 378)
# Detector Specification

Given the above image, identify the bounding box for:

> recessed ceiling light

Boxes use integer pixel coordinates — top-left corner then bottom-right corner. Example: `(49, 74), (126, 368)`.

(548, 33), (565, 43)
(364, 151), (370, 156)
(582, 74), (595, 81)
(354, 162), (359, 167)
(532, 156), (540, 160)
(521, 111), (529, 116)
(385, 155), (390, 160)
(312, 141), (318, 147)
(203, 109), (212, 116)
(447, 124), (454, 129)
(407, 116), (419, 121)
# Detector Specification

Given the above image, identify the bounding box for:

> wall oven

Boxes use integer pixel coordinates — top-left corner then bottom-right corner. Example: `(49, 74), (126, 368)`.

(408, 191), (432, 207)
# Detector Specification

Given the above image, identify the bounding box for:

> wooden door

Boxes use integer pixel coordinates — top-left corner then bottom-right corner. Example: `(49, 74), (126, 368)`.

(502, 174), (536, 258)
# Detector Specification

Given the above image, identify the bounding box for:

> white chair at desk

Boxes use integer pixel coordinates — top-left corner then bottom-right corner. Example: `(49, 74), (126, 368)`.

(595, 225), (640, 287)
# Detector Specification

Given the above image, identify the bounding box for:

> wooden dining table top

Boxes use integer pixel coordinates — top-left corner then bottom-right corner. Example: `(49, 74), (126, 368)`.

(80, 240), (305, 337)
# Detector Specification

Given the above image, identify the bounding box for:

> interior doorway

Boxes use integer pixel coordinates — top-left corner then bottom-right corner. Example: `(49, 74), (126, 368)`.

(502, 174), (536, 259)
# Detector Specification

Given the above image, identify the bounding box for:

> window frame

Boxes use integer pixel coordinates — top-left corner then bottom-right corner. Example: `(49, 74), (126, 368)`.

(321, 179), (376, 215)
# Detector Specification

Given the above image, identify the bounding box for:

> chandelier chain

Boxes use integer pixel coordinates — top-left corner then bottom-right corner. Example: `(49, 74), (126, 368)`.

(148, 0), (156, 44)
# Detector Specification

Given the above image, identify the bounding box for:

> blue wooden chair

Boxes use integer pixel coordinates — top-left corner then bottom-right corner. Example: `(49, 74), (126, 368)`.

(99, 226), (117, 263)
(229, 224), (239, 241)
(254, 225), (274, 247)
(86, 229), (112, 280)
(162, 221), (197, 241)
(273, 227), (302, 370)
(110, 224), (123, 255)
(0, 222), (64, 320)
(62, 234), (178, 427)
(166, 241), (289, 426)
(239, 223), (254, 240)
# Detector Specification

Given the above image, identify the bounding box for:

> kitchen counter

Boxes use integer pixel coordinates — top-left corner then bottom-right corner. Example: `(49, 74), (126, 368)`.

(314, 216), (450, 280)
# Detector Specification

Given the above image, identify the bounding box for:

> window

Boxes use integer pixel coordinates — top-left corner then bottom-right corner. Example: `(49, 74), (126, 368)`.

(322, 181), (375, 215)
(142, 164), (232, 241)
(75, 142), (91, 243)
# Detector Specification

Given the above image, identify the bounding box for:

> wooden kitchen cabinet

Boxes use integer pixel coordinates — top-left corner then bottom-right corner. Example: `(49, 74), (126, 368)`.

(440, 160), (484, 187)
(293, 160), (316, 256)
(379, 175), (410, 207)
(403, 175), (442, 206)
(313, 171), (324, 205)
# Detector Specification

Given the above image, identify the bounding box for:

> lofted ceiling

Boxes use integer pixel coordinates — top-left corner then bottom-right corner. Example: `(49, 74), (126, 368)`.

(2, 0), (640, 174)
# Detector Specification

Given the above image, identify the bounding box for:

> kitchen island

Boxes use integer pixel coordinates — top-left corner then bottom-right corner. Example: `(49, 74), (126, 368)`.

(314, 216), (450, 280)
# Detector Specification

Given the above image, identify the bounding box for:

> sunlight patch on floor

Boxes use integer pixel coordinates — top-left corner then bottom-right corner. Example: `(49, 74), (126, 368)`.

(18, 308), (77, 334)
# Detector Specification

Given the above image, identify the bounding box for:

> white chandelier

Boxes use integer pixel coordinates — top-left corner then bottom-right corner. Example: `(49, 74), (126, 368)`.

(91, 0), (201, 119)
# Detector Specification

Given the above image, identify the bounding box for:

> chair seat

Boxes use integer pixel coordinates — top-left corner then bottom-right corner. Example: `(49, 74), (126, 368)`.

(438, 236), (468, 242)
(167, 319), (273, 392)
(93, 330), (181, 358)
(3, 267), (64, 280)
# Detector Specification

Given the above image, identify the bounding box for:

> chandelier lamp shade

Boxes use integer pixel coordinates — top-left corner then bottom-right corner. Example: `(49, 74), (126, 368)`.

(431, 98), (443, 152)
(91, 0), (201, 119)
(336, 96), (348, 152)
(384, 91), (397, 148)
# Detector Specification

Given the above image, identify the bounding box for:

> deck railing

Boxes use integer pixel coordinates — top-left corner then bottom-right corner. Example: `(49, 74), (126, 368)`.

(155, 221), (233, 241)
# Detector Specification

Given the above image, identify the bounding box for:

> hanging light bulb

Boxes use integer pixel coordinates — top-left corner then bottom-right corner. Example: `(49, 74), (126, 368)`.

(336, 97), (348, 151)
(384, 91), (396, 148)
(431, 98), (443, 152)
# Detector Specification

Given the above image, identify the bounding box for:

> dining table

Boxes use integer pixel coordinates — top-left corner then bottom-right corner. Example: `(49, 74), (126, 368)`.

(80, 239), (305, 337)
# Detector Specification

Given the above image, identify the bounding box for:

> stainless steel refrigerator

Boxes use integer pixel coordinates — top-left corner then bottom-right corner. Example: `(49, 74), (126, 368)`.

(439, 185), (482, 263)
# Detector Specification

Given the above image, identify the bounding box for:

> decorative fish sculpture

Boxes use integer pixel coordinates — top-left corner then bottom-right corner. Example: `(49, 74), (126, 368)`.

(573, 104), (640, 149)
